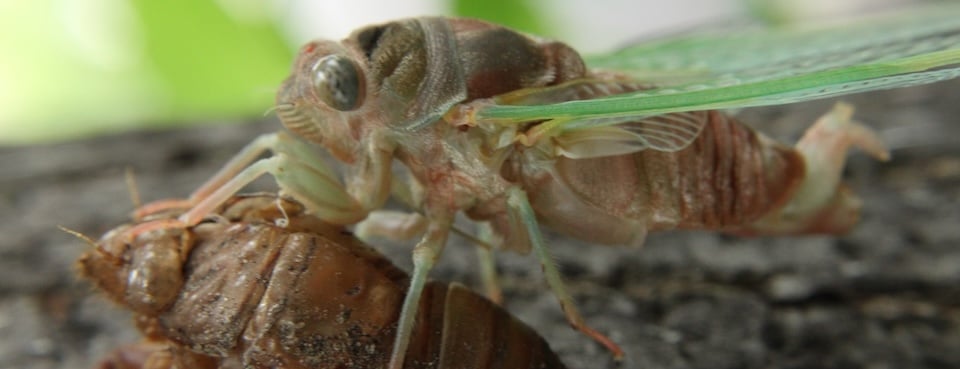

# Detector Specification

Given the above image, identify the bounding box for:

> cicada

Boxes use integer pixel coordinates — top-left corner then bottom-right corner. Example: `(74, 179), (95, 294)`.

(80, 195), (567, 369)
(135, 5), (960, 368)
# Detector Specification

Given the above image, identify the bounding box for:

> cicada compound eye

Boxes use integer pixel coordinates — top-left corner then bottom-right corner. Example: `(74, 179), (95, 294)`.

(311, 55), (363, 111)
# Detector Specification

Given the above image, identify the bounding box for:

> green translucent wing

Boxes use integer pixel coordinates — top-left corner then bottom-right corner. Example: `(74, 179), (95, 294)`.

(584, 5), (960, 86)
(476, 4), (960, 135)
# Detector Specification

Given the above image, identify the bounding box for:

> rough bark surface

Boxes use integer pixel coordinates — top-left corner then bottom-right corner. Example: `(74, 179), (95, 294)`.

(2, 81), (959, 369)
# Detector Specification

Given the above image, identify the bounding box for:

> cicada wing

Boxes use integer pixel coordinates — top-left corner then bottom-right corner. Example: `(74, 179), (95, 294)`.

(586, 4), (960, 87)
(549, 112), (706, 158)
(476, 4), (960, 153)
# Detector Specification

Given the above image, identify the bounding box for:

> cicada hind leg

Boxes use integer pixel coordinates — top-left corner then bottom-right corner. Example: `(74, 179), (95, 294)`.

(505, 187), (625, 361)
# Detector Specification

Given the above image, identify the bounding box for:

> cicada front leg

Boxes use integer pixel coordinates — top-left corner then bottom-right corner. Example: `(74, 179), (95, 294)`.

(130, 131), (376, 241)
(133, 132), (330, 219)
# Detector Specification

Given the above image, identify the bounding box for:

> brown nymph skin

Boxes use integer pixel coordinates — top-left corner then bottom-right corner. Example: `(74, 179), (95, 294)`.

(78, 196), (567, 369)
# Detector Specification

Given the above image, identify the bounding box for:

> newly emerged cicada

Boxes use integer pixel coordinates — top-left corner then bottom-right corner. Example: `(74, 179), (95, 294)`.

(80, 195), (567, 369)
(134, 5), (960, 368)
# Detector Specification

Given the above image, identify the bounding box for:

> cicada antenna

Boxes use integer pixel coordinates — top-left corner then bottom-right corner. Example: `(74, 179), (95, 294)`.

(58, 225), (98, 249)
(125, 166), (143, 219)
(60, 225), (125, 267)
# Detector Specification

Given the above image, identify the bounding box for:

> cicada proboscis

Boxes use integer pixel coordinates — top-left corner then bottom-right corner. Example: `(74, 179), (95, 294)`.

(131, 6), (960, 368)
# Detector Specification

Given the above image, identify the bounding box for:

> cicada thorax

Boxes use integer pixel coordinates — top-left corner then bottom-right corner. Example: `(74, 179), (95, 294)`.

(443, 18), (588, 99)
(351, 17), (587, 104)
(519, 110), (806, 245)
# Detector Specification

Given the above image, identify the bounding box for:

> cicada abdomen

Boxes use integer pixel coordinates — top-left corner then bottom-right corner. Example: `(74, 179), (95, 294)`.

(79, 196), (567, 369)
(513, 95), (886, 246)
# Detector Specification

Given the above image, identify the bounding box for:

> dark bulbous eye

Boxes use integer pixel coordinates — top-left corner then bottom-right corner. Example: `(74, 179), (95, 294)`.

(311, 55), (363, 111)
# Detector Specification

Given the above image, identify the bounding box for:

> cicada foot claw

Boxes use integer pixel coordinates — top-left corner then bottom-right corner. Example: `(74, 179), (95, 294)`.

(559, 298), (624, 361)
(577, 324), (624, 362)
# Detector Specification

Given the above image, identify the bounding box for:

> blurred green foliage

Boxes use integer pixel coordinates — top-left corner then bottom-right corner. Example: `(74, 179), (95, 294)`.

(134, 0), (292, 121)
(0, 0), (291, 144)
(453, 0), (550, 35)
(0, 0), (549, 144)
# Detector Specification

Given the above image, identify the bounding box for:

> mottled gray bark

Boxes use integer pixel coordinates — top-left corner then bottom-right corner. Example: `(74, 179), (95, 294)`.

(2, 80), (959, 369)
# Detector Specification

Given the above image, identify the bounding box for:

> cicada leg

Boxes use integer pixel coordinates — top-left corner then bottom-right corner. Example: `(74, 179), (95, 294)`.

(476, 222), (503, 304)
(176, 132), (367, 226)
(357, 212), (504, 304)
(388, 218), (452, 369)
(133, 131), (325, 219)
(506, 186), (625, 360)
(133, 132), (369, 237)
(358, 211), (507, 369)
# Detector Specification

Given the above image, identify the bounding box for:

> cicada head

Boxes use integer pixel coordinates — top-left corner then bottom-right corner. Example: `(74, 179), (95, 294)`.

(77, 224), (185, 316)
(276, 39), (373, 162)
(277, 19), (477, 160)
